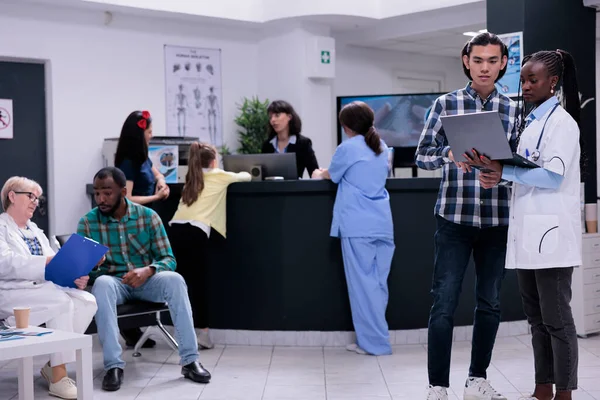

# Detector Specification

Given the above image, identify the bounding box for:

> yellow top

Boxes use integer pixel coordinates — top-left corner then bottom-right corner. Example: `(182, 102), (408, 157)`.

(171, 168), (251, 237)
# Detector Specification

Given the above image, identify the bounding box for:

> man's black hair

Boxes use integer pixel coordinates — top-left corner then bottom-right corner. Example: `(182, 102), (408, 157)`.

(461, 32), (509, 82)
(93, 167), (127, 188)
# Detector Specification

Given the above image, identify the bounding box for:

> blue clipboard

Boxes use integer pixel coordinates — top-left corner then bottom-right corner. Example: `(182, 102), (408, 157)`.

(45, 234), (108, 288)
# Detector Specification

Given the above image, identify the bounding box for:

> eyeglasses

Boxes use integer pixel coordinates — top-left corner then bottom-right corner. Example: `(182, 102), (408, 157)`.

(13, 191), (42, 204)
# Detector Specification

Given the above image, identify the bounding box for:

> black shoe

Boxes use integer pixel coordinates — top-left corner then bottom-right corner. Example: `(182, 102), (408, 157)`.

(121, 327), (156, 348)
(181, 361), (211, 383)
(102, 368), (124, 391)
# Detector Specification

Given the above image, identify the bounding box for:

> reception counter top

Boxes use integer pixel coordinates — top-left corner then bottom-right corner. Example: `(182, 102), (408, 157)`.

(86, 178), (523, 331)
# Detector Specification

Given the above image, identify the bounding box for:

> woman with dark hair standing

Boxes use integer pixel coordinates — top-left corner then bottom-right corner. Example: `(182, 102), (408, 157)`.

(261, 100), (319, 178)
(114, 110), (169, 348)
(471, 49), (582, 400)
(312, 101), (394, 356)
(114, 110), (170, 206)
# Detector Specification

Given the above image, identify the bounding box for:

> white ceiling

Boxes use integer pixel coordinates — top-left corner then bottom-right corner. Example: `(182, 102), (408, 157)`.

(6, 0), (600, 59)
(370, 24), (484, 57)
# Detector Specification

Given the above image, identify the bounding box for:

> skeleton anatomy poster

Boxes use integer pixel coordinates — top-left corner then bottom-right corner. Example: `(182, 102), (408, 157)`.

(164, 45), (222, 146)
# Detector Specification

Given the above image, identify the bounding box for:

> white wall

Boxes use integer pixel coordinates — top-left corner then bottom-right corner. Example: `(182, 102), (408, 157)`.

(335, 45), (465, 98)
(0, 8), (259, 235)
(257, 27), (334, 174)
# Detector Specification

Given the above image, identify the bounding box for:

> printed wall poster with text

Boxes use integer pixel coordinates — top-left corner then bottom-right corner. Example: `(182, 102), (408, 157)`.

(496, 32), (523, 98)
(149, 145), (179, 184)
(164, 45), (223, 146)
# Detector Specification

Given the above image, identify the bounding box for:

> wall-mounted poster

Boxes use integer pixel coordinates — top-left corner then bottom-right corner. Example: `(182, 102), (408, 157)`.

(164, 45), (223, 146)
(496, 32), (523, 98)
(149, 145), (178, 184)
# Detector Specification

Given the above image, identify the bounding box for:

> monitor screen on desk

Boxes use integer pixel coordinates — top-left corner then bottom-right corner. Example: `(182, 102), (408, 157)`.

(223, 153), (298, 181)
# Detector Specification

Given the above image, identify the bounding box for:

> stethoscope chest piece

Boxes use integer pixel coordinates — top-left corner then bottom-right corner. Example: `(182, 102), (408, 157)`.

(531, 150), (540, 161)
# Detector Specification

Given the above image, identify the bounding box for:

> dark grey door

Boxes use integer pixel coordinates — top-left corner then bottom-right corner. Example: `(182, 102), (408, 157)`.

(0, 61), (49, 233)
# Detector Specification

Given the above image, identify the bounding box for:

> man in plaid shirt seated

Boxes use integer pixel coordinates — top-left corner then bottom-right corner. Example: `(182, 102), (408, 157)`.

(415, 32), (517, 400)
(77, 167), (211, 392)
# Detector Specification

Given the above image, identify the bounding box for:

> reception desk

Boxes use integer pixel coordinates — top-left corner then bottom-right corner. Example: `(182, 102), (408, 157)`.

(86, 178), (524, 331)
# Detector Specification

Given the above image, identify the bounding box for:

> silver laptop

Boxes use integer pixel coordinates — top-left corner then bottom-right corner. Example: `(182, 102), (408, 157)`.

(440, 111), (538, 169)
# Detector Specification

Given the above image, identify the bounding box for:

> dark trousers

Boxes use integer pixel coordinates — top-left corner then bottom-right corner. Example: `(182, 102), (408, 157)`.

(169, 223), (212, 328)
(517, 268), (578, 391)
(428, 216), (508, 387)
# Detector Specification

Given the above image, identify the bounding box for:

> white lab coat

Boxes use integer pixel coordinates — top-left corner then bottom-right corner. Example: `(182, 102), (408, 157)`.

(0, 213), (97, 365)
(505, 105), (582, 270)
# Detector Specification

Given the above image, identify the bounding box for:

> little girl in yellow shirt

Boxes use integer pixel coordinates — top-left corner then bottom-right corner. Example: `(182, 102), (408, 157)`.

(169, 142), (251, 348)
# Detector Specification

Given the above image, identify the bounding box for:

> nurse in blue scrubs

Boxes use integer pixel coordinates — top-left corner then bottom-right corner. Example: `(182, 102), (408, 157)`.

(312, 101), (395, 356)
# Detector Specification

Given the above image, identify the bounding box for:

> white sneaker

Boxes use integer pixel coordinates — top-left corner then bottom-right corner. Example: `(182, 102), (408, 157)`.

(345, 343), (367, 355)
(426, 385), (449, 400)
(49, 377), (77, 399)
(197, 330), (214, 350)
(464, 377), (507, 400)
(40, 361), (52, 386)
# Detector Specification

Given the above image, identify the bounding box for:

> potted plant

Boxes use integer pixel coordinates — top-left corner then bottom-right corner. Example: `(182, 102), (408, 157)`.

(234, 96), (270, 154)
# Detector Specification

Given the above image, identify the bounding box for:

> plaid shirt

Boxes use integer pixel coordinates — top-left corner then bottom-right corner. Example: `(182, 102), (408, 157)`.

(415, 83), (517, 228)
(21, 228), (43, 256)
(77, 199), (176, 280)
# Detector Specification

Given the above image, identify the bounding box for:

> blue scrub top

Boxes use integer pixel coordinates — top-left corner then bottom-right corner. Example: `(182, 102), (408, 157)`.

(117, 158), (155, 196)
(329, 135), (393, 239)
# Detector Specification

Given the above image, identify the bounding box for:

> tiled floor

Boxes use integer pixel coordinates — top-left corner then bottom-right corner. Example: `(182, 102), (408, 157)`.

(1, 333), (600, 400)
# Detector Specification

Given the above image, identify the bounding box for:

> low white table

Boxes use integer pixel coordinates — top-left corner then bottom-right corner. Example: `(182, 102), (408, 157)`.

(0, 326), (93, 400)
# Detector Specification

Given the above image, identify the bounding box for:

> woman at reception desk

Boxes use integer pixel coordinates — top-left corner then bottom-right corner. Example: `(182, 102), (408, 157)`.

(261, 100), (319, 178)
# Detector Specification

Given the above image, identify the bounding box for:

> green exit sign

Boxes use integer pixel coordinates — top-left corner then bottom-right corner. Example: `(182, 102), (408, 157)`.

(321, 50), (331, 64)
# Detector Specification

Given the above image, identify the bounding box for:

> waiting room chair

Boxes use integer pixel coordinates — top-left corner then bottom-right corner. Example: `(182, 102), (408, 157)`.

(54, 234), (178, 357)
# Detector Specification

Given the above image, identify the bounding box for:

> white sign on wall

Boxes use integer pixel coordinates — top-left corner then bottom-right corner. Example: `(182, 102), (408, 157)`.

(164, 45), (223, 146)
(0, 99), (14, 139)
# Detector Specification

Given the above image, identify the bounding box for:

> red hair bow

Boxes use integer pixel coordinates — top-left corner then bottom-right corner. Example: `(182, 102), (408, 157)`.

(137, 110), (150, 130)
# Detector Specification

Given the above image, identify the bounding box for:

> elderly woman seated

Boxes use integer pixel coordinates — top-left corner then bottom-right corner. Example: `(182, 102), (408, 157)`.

(0, 177), (97, 400)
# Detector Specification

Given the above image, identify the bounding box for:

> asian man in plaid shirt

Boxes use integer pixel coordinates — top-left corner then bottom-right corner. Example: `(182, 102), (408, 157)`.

(415, 32), (517, 400)
(77, 167), (211, 391)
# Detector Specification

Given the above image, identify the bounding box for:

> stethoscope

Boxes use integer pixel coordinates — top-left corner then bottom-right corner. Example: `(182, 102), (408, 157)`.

(526, 103), (560, 162)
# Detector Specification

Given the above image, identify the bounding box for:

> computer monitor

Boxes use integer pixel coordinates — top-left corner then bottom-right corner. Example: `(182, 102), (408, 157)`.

(223, 153), (298, 181)
(336, 92), (443, 169)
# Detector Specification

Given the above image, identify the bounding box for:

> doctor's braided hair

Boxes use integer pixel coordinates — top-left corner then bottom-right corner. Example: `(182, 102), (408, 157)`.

(515, 49), (585, 175)
(339, 101), (383, 155)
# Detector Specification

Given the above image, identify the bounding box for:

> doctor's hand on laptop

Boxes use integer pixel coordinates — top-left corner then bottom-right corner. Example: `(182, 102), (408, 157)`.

(448, 150), (472, 173)
(462, 149), (503, 189)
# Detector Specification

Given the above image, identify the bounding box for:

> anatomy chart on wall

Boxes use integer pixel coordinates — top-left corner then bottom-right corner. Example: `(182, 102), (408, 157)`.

(164, 45), (223, 146)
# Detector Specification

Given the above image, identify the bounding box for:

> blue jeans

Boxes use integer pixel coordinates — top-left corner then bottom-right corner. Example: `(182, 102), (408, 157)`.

(92, 272), (199, 370)
(428, 216), (507, 387)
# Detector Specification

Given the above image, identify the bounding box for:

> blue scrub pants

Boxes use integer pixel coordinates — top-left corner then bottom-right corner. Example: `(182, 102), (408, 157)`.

(341, 237), (395, 356)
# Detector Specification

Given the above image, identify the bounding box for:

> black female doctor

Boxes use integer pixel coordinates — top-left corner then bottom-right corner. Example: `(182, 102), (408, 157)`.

(467, 50), (582, 400)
